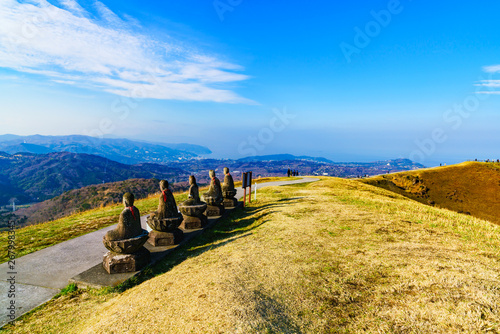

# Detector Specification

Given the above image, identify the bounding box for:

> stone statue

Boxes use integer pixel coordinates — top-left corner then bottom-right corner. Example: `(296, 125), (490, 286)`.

(184, 175), (201, 205)
(149, 180), (180, 220)
(179, 175), (207, 229)
(146, 180), (183, 246)
(203, 170), (225, 217)
(105, 192), (143, 241)
(222, 167), (238, 208)
(203, 170), (223, 204)
(222, 167), (235, 192)
(102, 192), (150, 274)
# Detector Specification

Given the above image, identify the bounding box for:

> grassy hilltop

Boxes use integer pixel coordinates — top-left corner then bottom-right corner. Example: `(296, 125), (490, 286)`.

(361, 162), (500, 225)
(5, 171), (500, 333)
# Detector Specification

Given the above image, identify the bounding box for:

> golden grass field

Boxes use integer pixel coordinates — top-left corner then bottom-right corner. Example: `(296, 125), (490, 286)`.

(4, 174), (500, 333)
(361, 162), (500, 225)
(0, 176), (292, 263)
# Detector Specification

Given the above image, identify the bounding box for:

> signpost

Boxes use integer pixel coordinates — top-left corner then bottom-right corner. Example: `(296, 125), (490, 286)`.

(241, 171), (253, 207)
(248, 171), (252, 203)
(242, 172), (247, 207)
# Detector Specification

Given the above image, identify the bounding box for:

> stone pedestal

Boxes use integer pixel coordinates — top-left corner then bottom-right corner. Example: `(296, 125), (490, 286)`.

(103, 247), (150, 274)
(223, 197), (238, 208)
(103, 231), (149, 254)
(148, 228), (183, 246)
(102, 230), (150, 274)
(205, 204), (225, 217)
(222, 189), (238, 208)
(178, 202), (208, 230)
(179, 214), (207, 229)
(146, 216), (183, 247)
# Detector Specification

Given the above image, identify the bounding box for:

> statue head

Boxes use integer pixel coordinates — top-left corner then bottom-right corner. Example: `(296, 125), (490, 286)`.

(209, 170), (215, 178)
(123, 192), (134, 207)
(189, 175), (196, 185)
(224, 167), (229, 175)
(160, 180), (169, 191)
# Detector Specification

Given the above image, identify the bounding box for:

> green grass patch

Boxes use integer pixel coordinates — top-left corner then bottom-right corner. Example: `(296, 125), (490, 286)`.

(55, 284), (78, 298)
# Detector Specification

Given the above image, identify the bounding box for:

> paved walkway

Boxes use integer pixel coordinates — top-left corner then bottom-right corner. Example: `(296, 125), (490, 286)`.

(0, 177), (318, 327)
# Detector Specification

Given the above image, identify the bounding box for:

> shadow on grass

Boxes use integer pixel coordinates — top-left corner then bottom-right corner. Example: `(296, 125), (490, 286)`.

(113, 205), (276, 293)
(251, 290), (303, 334)
(278, 197), (304, 202)
(284, 182), (311, 188)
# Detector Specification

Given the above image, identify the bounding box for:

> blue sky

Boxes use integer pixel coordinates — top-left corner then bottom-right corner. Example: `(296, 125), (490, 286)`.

(1, 0), (499, 165)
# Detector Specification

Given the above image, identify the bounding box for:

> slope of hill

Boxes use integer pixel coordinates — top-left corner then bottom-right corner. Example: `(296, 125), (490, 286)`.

(361, 161), (500, 225)
(1, 143), (53, 154)
(0, 134), (211, 164)
(152, 142), (212, 155)
(0, 134), (20, 142)
(5, 177), (500, 333)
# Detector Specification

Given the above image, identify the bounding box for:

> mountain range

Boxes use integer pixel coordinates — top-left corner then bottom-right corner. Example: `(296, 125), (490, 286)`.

(0, 151), (188, 205)
(0, 134), (211, 164)
(0, 148), (424, 207)
(237, 154), (334, 163)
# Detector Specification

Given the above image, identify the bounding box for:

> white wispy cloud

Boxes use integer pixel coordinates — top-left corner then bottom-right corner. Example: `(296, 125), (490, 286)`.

(59, 0), (86, 17)
(478, 66), (500, 94)
(0, 0), (253, 103)
(475, 91), (500, 95)
(475, 80), (500, 88)
(483, 65), (500, 73)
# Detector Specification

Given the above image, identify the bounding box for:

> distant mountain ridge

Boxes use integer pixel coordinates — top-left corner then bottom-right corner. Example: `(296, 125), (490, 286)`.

(238, 154), (333, 163)
(0, 134), (212, 164)
(0, 151), (189, 204)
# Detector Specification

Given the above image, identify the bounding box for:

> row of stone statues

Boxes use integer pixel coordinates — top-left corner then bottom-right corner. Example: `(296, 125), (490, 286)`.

(102, 168), (237, 274)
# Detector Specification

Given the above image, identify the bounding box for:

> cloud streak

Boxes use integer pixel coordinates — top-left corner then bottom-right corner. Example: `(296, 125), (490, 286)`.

(483, 65), (500, 73)
(478, 66), (500, 94)
(475, 80), (500, 88)
(0, 0), (253, 103)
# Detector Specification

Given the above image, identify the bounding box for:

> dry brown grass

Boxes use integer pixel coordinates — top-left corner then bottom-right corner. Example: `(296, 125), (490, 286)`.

(5, 177), (500, 333)
(361, 161), (500, 225)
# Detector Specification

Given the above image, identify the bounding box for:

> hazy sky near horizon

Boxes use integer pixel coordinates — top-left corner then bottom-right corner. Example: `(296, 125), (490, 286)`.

(1, 0), (499, 165)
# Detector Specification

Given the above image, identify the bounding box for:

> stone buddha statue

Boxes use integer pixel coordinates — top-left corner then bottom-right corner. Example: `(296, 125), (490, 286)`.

(104, 192), (143, 241)
(184, 175), (201, 205)
(146, 180), (183, 246)
(222, 167), (235, 192)
(178, 175), (208, 229)
(222, 167), (238, 208)
(149, 180), (180, 220)
(203, 170), (223, 205)
(102, 192), (150, 273)
(202, 170), (224, 216)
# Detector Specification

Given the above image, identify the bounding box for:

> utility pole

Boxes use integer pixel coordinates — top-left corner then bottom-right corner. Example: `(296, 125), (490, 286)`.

(9, 198), (17, 212)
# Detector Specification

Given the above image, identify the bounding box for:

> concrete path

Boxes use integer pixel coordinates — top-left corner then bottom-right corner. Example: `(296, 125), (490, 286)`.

(0, 176), (318, 327)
